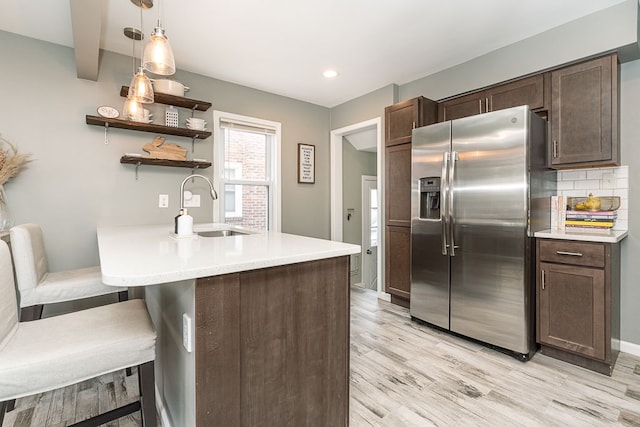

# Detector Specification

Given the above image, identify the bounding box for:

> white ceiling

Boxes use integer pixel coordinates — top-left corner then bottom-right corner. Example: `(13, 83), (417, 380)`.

(0, 0), (628, 107)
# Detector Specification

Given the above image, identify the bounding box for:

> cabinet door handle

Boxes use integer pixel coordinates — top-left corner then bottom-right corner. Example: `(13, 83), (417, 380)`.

(541, 269), (545, 290)
(412, 121), (416, 129)
(486, 97), (490, 112)
(478, 99), (483, 114)
(556, 250), (583, 257)
(553, 140), (558, 158)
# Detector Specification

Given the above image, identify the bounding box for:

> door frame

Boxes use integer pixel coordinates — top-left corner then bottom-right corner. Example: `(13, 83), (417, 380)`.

(330, 117), (389, 300)
(361, 175), (378, 290)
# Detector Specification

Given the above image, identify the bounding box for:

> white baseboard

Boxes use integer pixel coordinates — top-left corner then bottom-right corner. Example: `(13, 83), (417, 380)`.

(377, 291), (391, 302)
(155, 385), (172, 427)
(621, 340), (640, 358)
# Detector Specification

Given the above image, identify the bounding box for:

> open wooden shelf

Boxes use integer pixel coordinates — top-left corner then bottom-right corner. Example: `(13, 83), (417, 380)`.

(86, 115), (212, 139)
(120, 156), (211, 169)
(120, 86), (212, 111)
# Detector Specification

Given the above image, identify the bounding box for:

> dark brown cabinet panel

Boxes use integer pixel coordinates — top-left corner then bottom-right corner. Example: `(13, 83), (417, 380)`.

(550, 54), (619, 168)
(487, 74), (547, 112)
(385, 226), (411, 301)
(195, 257), (350, 426)
(538, 261), (606, 360)
(385, 143), (412, 227)
(437, 92), (484, 122)
(385, 97), (437, 146)
(384, 97), (437, 306)
(536, 239), (620, 375)
(438, 74), (549, 122)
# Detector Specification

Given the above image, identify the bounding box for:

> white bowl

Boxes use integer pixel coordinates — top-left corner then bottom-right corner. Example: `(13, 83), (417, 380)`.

(152, 79), (190, 96)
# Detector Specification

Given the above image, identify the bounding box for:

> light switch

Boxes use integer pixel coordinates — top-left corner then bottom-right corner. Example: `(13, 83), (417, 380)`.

(159, 194), (169, 208)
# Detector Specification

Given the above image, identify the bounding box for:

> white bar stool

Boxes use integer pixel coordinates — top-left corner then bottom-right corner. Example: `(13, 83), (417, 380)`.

(0, 240), (157, 426)
(9, 223), (128, 321)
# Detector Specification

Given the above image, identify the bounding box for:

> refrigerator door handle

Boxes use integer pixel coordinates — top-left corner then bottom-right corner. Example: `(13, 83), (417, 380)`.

(441, 152), (450, 255)
(449, 151), (459, 256)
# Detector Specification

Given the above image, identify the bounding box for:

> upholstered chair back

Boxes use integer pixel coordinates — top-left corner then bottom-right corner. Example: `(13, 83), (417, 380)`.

(10, 223), (49, 292)
(0, 240), (18, 348)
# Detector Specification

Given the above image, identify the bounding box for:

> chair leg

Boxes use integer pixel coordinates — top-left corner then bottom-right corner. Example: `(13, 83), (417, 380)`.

(1, 401), (6, 426)
(119, 291), (132, 376)
(19, 304), (44, 321)
(138, 361), (157, 427)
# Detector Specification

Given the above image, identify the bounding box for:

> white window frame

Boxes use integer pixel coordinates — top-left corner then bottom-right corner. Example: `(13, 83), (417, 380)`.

(213, 110), (281, 231)
(224, 162), (243, 218)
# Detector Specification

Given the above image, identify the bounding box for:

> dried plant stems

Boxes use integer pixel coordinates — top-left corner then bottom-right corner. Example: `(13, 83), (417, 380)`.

(0, 134), (32, 187)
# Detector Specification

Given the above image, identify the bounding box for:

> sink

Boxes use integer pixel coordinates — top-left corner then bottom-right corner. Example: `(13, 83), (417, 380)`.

(196, 229), (248, 238)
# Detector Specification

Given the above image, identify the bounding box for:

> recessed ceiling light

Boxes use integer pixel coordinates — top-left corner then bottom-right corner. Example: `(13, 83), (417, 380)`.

(323, 69), (338, 79)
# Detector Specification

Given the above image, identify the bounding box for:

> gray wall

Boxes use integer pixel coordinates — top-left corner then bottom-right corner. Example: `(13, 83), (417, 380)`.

(330, 84), (396, 130)
(342, 140), (377, 284)
(0, 30), (330, 275)
(619, 60), (640, 346)
(399, 0), (640, 102)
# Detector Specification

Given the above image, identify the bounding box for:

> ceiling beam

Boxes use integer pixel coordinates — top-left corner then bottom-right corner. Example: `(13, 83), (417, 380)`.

(69, 0), (101, 81)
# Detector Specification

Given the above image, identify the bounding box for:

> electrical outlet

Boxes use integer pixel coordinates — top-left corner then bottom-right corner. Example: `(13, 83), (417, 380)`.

(159, 194), (169, 208)
(182, 313), (192, 352)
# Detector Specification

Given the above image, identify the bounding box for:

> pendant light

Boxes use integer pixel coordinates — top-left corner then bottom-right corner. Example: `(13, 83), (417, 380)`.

(126, 2), (154, 105)
(142, 0), (176, 75)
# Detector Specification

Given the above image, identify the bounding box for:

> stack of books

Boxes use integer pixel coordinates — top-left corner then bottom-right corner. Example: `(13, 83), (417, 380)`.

(565, 210), (617, 230)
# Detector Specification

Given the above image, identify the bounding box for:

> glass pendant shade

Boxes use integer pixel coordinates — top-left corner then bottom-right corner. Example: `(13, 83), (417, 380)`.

(128, 67), (154, 103)
(142, 26), (176, 75)
(122, 97), (143, 120)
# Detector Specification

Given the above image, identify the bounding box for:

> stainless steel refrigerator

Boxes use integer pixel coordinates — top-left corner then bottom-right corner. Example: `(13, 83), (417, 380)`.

(410, 105), (555, 359)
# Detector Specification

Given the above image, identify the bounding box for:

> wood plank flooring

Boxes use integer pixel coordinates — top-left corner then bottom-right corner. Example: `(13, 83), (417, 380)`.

(1, 369), (141, 427)
(349, 286), (640, 426)
(3, 286), (640, 426)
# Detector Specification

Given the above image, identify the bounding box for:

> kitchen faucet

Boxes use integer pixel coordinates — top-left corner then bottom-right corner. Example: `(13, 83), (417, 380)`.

(180, 174), (218, 209)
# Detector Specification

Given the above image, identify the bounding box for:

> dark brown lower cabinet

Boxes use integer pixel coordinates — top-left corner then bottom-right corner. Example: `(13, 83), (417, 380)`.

(536, 239), (620, 375)
(195, 257), (350, 426)
(385, 226), (411, 307)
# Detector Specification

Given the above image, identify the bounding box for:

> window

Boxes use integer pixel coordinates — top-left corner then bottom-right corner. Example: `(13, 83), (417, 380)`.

(213, 111), (281, 232)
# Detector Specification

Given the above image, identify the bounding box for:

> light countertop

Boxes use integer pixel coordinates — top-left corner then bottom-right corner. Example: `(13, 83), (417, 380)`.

(97, 223), (360, 286)
(534, 229), (628, 243)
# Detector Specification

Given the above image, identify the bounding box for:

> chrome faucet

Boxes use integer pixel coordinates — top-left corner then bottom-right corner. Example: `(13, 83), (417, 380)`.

(180, 174), (218, 209)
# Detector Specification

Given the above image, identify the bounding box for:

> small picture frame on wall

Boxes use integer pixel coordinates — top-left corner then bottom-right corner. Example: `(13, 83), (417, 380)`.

(298, 143), (315, 184)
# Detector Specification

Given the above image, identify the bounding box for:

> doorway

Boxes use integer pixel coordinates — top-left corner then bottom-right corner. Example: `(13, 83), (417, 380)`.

(361, 176), (378, 290)
(330, 117), (388, 300)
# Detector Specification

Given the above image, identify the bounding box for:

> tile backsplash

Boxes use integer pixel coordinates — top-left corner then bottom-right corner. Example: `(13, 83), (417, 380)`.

(556, 166), (629, 230)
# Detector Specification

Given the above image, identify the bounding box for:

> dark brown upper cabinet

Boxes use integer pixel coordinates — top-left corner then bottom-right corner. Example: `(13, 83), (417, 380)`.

(549, 54), (619, 168)
(487, 74), (548, 113)
(385, 96), (437, 146)
(438, 74), (548, 122)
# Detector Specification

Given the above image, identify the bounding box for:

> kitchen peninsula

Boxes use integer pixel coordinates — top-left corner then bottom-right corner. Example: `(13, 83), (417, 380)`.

(97, 224), (359, 427)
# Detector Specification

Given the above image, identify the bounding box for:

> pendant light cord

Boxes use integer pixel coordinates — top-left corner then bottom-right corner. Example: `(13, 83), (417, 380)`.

(139, 1), (144, 70)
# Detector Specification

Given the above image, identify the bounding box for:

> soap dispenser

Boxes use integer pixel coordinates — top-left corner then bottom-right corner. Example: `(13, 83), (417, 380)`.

(175, 208), (194, 236)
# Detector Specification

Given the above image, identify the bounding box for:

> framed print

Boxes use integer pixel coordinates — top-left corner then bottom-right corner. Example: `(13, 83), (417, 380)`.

(298, 143), (315, 184)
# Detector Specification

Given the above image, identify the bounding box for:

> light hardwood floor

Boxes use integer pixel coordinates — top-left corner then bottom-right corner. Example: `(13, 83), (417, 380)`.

(3, 286), (640, 426)
(349, 286), (640, 426)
